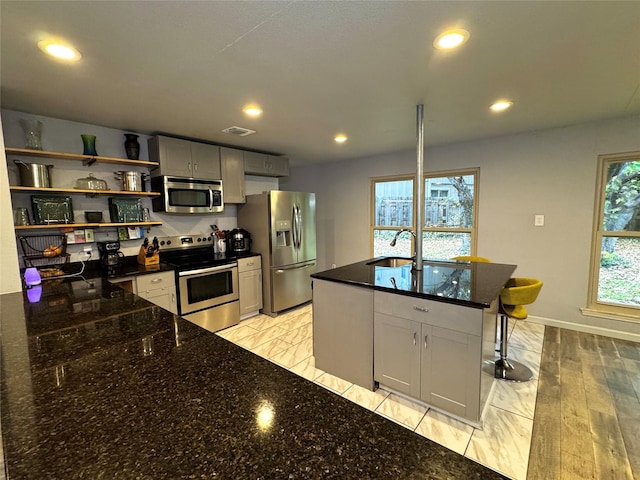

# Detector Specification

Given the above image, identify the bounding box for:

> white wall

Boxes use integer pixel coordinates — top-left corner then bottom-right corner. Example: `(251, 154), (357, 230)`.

(1, 110), (277, 281)
(282, 115), (640, 340)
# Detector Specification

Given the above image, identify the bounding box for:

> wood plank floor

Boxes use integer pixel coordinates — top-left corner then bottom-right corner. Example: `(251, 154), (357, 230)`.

(527, 326), (640, 480)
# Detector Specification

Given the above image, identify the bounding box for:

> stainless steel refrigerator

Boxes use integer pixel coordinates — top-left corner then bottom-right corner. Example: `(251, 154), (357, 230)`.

(237, 191), (316, 316)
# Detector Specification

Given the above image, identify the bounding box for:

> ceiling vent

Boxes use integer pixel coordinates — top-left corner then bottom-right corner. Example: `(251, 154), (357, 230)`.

(221, 126), (256, 136)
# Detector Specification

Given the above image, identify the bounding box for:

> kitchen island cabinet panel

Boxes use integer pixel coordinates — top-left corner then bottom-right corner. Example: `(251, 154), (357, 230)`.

(312, 279), (374, 390)
(312, 258), (513, 426)
(374, 290), (483, 336)
(373, 312), (421, 397)
(420, 324), (482, 419)
(374, 290), (487, 425)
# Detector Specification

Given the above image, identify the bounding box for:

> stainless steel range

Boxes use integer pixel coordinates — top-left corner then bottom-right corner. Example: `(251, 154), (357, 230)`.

(157, 234), (239, 332)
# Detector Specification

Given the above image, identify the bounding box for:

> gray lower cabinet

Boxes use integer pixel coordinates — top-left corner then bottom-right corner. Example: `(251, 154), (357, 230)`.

(373, 313), (421, 397)
(220, 147), (246, 203)
(313, 279), (374, 389)
(244, 151), (289, 177)
(136, 271), (177, 315)
(373, 291), (488, 425)
(149, 135), (221, 180)
(420, 324), (482, 419)
(238, 255), (262, 319)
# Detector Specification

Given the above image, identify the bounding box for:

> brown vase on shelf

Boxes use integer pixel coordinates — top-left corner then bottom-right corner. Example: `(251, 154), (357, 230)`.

(124, 134), (140, 160)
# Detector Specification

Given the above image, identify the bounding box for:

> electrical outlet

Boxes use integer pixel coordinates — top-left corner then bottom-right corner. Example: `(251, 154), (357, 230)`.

(534, 214), (545, 226)
(83, 246), (93, 257)
(331, 263), (336, 268)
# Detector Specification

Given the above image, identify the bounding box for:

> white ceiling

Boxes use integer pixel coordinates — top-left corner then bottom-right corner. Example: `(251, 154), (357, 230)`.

(1, 1), (639, 166)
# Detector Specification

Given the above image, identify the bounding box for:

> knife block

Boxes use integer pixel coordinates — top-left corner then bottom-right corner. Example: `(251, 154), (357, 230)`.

(137, 245), (159, 266)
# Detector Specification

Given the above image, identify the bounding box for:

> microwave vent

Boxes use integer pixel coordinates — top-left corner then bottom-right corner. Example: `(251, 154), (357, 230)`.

(221, 126), (256, 136)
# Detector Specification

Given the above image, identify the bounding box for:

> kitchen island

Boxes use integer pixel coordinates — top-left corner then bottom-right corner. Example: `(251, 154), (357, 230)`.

(0, 272), (508, 478)
(311, 257), (516, 426)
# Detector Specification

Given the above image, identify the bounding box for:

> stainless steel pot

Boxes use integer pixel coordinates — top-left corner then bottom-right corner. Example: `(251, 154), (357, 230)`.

(14, 160), (53, 188)
(114, 171), (147, 192)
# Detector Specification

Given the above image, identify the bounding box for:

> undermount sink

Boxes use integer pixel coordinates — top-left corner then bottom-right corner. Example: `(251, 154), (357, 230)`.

(366, 257), (414, 268)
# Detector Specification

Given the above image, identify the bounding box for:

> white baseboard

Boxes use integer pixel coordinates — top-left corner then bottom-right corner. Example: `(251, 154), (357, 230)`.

(525, 315), (640, 343)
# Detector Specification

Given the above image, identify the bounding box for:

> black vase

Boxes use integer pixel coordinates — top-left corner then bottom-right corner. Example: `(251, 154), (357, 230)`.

(124, 134), (140, 160)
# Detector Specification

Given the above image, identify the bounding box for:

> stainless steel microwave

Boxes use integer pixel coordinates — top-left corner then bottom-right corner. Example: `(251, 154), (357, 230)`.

(151, 176), (223, 214)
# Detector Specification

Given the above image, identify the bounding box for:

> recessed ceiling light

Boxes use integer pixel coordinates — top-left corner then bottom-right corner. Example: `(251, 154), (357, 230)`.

(243, 105), (263, 117)
(37, 40), (81, 61)
(433, 29), (470, 50)
(334, 134), (348, 143)
(489, 100), (514, 112)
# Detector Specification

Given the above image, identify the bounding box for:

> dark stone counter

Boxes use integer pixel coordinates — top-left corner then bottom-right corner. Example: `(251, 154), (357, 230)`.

(0, 275), (506, 479)
(312, 257), (517, 308)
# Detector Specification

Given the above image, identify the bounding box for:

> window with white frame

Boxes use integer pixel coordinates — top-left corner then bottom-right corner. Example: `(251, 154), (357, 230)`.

(588, 152), (640, 316)
(371, 169), (479, 259)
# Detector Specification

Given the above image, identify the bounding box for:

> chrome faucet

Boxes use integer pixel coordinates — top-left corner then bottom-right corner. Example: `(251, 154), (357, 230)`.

(389, 228), (416, 247)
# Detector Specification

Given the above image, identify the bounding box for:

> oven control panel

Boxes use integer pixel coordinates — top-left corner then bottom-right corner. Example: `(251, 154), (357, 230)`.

(156, 234), (214, 251)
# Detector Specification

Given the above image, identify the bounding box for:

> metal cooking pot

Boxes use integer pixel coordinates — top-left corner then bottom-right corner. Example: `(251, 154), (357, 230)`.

(14, 160), (53, 188)
(114, 171), (147, 192)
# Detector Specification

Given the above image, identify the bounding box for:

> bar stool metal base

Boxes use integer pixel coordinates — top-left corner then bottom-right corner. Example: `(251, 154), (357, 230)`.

(494, 358), (534, 382)
(494, 311), (533, 382)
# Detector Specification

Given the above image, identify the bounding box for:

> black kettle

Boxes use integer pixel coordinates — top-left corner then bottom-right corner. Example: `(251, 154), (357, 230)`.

(226, 228), (252, 254)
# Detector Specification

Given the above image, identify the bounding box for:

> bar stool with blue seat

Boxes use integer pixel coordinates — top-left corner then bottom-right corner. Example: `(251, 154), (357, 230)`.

(495, 277), (543, 382)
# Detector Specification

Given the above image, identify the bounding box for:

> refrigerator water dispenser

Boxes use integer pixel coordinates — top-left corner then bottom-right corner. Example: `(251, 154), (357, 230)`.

(275, 220), (291, 247)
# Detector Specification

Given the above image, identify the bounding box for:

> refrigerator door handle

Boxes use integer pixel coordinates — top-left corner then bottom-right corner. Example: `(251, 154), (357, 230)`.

(291, 204), (298, 249)
(295, 203), (303, 249)
(274, 261), (316, 274)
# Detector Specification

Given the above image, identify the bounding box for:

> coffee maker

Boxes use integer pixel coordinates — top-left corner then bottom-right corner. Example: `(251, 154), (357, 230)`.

(97, 241), (124, 274)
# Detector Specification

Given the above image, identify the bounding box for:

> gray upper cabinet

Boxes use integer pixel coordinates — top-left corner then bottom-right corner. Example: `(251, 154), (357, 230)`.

(149, 135), (221, 180)
(220, 147), (246, 203)
(191, 141), (221, 179)
(244, 151), (289, 177)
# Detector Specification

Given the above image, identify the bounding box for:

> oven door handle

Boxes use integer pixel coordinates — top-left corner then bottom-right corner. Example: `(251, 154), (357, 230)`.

(178, 263), (237, 277)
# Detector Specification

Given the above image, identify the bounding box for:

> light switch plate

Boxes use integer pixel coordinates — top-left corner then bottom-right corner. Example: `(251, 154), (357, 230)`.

(534, 214), (545, 226)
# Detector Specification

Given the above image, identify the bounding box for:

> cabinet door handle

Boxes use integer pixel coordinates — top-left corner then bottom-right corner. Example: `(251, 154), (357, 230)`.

(413, 306), (429, 313)
(424, 335), (429, 349)
(413, 332), (417, 346)
(171, 292), (175, 303)
(151, 278), (163, 284)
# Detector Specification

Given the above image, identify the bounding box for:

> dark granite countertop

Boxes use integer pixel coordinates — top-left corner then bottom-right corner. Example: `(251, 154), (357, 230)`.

(311, 257), (517, 308)
(0, 275), (506, 479)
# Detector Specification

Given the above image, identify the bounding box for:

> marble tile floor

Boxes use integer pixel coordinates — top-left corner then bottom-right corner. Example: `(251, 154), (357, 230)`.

(217, 303), (544, 480)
